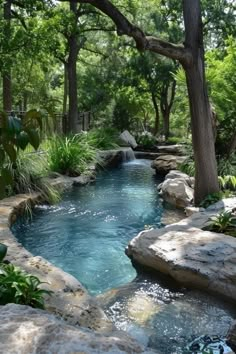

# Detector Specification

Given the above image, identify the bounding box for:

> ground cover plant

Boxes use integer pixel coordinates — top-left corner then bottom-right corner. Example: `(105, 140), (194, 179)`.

(0, 244), (52, 308)
(204, 210), (236, 237)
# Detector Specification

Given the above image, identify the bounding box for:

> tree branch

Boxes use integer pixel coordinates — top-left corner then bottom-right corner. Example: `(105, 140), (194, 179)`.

(59, 0), (192, 65)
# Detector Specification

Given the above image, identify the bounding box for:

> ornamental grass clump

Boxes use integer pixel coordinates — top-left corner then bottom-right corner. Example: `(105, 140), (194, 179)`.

(48, 134), (97, 176)
(204, 210), (236, 237)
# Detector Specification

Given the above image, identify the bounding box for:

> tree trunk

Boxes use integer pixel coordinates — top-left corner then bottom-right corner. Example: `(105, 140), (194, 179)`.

(3, 0), (12, 112)
(162, 110), (170, 140)
(151, 92), (160, 135)
(67, 2), (78, 133)
(183, 0), (219, 205)
(62, 62), (68, 134)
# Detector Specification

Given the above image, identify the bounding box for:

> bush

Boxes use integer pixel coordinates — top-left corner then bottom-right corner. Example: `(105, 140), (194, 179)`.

(84, 128), (119, 150)
(217, 153), (236, 176)
(0, 243), (52, 308)
(48, 134), (97, 176)
(136, 131), (157, 149)
(204, 211), (236, 237)
(8, 152), (60, 204)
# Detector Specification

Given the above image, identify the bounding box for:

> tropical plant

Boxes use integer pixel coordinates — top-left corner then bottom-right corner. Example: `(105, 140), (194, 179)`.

(204, 211), (236, 236)
(0, 110), (42, 199)
(48, 134), (97, 176)
(199, 192), (223, 208)
(218, 175), (236, 191)
(217, 153), (236, 176)
(0, 243), (53, 308)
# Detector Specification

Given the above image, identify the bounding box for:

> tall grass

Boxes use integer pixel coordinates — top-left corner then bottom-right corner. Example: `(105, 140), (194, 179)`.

(8, 152), (60, 204)
(48, 135), (97, 176)
(84, 128), (120, 150)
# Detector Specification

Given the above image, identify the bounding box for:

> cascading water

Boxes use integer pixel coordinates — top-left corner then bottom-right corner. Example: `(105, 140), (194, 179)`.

(121, 147), (136, 162)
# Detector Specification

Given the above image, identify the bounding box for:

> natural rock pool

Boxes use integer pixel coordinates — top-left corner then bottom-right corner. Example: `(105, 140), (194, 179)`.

(12, 159), (236, 353)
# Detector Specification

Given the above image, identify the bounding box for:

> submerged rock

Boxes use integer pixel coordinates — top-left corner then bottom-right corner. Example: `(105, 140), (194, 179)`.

(0, 304), (157, 354)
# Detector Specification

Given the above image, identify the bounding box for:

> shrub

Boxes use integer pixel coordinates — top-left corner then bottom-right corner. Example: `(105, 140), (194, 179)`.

(7, 152), (60, 204)
(204, 211), (236, 237)
(0, 243), (52, 308)
(136, 131), (157, 149)
(84, 128), (120, 150)
(218, 175), (236, 191)
(48, 134), (97, 176)
(199, 192), (223, 208)
(217, 153), (236, 176)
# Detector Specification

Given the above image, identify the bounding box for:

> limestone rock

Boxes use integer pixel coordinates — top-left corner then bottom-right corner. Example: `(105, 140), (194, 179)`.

(0, 304), (156, 354)
(164, 169), (191, 182)
(157, 144), (184, 155)
(160, 177), (194, 208)
(151, 155), (187, 175)
(119, 130), (138, 149)
(227, 321), (236, 352)
(185, 206), (205, 217)
(126, 225), (236, 302)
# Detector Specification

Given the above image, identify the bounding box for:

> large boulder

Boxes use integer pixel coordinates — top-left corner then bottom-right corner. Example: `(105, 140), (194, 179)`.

(151, 155), (187, 175)
(119, 130), (138, 149)
(159, 177), (194, 208)
(227, 322), (236, 352)
(0, 304), (156, 354)
(126, 221), (236, 302)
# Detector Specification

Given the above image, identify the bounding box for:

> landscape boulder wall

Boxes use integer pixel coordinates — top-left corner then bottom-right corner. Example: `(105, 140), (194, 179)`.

(0, 304), (157, 354)
(126, 201), (236, 302)
(158, 170), (194, 208)
(151, 155), (187, 175)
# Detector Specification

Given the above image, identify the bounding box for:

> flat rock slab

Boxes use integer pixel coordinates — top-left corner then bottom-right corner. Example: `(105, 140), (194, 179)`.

(126, 224), (236, 302)
(0, 304), (157, 354)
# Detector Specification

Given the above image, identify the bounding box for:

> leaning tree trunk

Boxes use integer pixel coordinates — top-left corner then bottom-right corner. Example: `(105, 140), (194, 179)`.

(3, 0), (12, 112)
(183, 0), (219, 205)
(67, 2), (79, 133)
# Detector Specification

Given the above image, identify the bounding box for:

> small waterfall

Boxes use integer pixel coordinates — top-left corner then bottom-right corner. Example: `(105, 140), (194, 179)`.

(121, 148), (136, 162)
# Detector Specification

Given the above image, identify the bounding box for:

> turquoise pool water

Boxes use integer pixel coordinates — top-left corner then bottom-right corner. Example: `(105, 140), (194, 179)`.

(13, 159), (163, 295)
(12, 159), (235, 353)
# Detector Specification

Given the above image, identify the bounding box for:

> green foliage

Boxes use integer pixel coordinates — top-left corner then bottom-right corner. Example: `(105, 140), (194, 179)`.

(0, 244), (53, 308)
(0, 111), (42, 199)
(48, 134), (97, 176)
(85, 128), (120, 150)
(218, 175), (236, 191)
(199, 192), (223, 208)
(217, 153), (236, 176)
(136, 131), (157, 149)
(0, 244), (7, 262)
(8, 152), (60, 204)
(204, 210), (236, 237)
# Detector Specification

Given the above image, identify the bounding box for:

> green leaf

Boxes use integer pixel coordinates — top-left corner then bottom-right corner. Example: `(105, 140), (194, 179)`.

(0, 148), (5, 166)
(24, 110), (42, 131)
(26, 129), (40, 150)
(0, 243), (7, 262)
(7, 115), (22, 135)
(0, 176), (6, 199)
(16, 131), (29, 150)
(3, 143), (17, 163)
(1, 167), (13, 186)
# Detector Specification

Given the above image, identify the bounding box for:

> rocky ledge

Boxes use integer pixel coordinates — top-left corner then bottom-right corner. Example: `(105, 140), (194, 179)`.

(126, 198), (236, 302)
(151, 155), (187, 175)
(0, 304), (156, 354)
